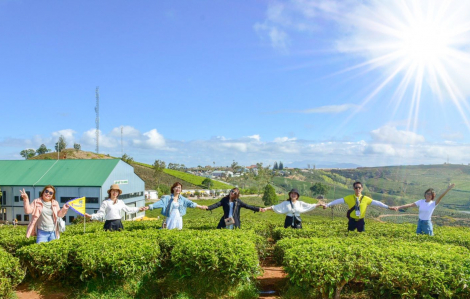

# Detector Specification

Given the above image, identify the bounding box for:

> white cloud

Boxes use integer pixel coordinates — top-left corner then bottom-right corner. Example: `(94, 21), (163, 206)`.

(132, 129), (167, 150)
(81, 129), (117, 148)
(4, 127), (470, 168)
(110, 126), (141, 138)
(441, 132), (464, 141)
(52, 129), (76, 144)
(247, 134), (261, 141)
(370, 126), (425, 144)
(274, 137), (297, 143)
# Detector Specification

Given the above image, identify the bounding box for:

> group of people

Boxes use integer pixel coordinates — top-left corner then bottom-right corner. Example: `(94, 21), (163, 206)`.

(19, 180), (455, 243)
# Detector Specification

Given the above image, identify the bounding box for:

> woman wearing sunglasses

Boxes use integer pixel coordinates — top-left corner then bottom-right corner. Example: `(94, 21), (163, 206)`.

(394, 183), (455, 236)
(207, 188), (261, 229)
(20, 185), (70, 243)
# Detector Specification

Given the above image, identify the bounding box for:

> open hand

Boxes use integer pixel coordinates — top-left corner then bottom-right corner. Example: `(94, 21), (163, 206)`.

(19, 188), (28, 200)
(448, 183), (455, 190)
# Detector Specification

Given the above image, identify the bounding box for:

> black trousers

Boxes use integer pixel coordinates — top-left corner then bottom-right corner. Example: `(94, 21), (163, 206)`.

(103, 219), (124, 231)
(284, 215), (302, 229)
(348, 218), (365, 232)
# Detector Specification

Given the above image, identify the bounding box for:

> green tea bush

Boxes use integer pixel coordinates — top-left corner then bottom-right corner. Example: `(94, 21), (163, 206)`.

(276, 236), (470, 298)
(0, 247), (24, 298)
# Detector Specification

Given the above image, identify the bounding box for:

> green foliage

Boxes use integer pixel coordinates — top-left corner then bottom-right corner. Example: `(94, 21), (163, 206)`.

(55, 135), (67, 152)
(310, 182), (331, 196)
(121, 153), (134, 164)
(153, 159), (166, 186)
(36, 144), (51, 155)
(164, 168), (233, 189)
(262, 184), (277, 206)
(0, 247), (24, 298)
(156, 184), (170, 196)
(73, 143), (81, 151)
(20, 148), (36, 159)
(277, 236), (470, 298)
(202, 178), (213, 189)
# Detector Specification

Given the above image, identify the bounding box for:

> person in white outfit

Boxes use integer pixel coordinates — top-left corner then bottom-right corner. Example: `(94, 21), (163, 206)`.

(262, 188), (325, 228)
(393, 183), (455, 236)
(84, 184), (146, 231)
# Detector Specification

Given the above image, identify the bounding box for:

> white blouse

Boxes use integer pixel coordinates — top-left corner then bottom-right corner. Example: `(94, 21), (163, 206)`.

(90, 199), (140, 221)
(271, 200), (318, 216)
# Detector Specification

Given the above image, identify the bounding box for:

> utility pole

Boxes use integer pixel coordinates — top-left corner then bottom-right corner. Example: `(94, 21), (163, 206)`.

(95, 87), (100, 154)
(121, 126), (123, 156)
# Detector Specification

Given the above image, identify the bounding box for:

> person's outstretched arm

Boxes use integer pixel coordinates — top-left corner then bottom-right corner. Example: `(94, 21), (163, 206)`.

(239, 200), (260, 212)
(371, 200), (396, 211)
(324, 198), (345, 209)
(435, 183), (455, 205)
(207, 199), (223, 211)
(85, 201), (107, 220)
(395, 202), (417, 210)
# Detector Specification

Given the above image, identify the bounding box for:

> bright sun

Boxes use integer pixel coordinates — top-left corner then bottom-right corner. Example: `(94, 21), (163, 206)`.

(337, 0), (470, 132)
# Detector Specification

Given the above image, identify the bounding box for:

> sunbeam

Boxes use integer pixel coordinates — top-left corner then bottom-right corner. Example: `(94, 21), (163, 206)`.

(335, 0), (470, 133)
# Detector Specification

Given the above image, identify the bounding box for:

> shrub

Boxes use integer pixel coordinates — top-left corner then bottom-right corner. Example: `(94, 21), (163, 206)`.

(0, 248), (24, 298)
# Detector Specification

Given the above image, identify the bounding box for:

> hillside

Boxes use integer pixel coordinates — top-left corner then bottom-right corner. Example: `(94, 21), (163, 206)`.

(331, 164), (470, 208)
(30, 150), (232, 190)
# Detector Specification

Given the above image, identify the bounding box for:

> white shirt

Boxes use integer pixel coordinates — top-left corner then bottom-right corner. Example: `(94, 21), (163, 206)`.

(91, 199), (140, 221)
(326, 198), (389, 209)
(414, 199), (437, 221)
(271, 200), (318, 216)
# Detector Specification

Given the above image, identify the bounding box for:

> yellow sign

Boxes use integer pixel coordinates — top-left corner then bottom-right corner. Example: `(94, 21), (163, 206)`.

(67, 197), (86, 216)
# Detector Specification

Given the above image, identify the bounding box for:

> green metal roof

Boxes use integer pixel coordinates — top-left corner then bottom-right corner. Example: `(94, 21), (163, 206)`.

(0, 159), (120, 186)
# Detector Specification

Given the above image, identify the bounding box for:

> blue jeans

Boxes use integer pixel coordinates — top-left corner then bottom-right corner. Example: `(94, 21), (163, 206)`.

(36, 229), (56, 243)
(417, 219), (433, 236)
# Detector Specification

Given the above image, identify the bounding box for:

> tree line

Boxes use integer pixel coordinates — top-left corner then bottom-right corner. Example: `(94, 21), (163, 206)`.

(19, 135), (81, 159)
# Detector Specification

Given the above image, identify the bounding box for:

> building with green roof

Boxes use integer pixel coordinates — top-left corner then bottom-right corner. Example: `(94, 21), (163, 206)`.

(0, 159), (145, 225)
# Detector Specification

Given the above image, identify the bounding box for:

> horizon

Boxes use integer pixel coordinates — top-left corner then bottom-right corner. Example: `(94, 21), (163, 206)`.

(1, 1), (470, 167)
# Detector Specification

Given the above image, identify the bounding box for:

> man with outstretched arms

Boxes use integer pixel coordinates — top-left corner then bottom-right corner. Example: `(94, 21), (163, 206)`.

(324, 181), (397, 232)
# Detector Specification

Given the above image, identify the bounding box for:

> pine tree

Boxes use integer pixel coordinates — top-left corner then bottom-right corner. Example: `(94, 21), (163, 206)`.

(279, 161), (284, 170)
(262, 184), (277, 206)
(273, 161), (278, 170)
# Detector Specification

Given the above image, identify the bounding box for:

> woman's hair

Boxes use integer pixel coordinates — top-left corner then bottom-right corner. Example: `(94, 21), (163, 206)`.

(230, 188), (240, 200)
(424, 188), (436, 200)
(41, 185), (56, 200)
(171, 182), (183, 195)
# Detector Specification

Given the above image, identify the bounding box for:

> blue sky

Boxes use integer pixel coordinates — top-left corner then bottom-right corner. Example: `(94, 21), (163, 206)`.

(1, 0), (470, 167)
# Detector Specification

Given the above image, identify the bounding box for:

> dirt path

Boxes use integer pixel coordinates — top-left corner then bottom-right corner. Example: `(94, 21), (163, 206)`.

(258, 259), (288, 299)
(15, 283), (67, 299)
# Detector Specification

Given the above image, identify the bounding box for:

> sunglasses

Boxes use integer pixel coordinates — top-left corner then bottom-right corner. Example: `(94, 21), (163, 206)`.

(43, 190), (54, 195)
(230, 190), (238, 194)
(354, 186), (362, 190)
(425, 192), (433, 196)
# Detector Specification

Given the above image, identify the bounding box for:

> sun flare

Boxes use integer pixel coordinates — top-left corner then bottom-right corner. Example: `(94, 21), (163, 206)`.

(337, 0), (470, 132)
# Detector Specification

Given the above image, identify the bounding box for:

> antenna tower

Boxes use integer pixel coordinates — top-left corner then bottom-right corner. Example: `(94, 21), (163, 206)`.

(95, 87), (100, 154)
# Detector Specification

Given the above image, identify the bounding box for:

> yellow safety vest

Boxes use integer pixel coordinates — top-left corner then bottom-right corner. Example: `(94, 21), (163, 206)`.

(344, 194), (372, 219)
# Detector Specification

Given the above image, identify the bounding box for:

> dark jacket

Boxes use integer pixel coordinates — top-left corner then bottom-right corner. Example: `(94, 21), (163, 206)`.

(207, 196), (260, 229)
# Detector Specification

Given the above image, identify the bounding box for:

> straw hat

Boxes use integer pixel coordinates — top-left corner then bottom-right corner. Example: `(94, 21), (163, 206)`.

(107, 184), (123, 197)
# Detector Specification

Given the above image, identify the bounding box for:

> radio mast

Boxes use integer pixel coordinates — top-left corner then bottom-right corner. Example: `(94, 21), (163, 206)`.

(95, 87), (100, 154)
